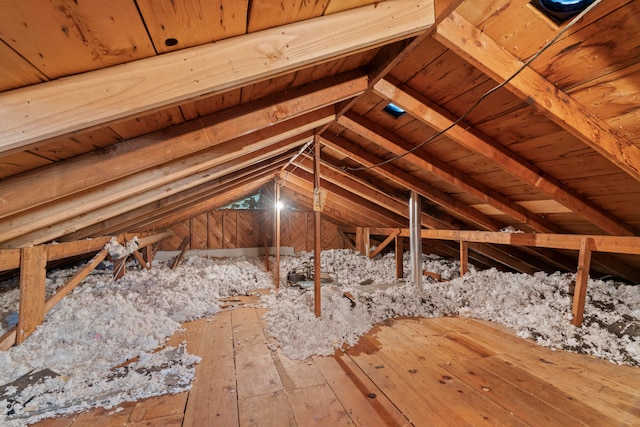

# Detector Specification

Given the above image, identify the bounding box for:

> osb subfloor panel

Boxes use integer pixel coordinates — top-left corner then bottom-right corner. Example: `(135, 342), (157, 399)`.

(34, 307), (640, 426)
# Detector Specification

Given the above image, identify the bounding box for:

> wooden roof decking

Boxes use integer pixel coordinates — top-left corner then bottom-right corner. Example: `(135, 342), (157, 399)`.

(0, 0), (639, 279)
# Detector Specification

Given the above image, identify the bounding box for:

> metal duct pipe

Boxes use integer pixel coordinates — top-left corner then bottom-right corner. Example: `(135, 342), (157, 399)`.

(409, 191), (422, 290)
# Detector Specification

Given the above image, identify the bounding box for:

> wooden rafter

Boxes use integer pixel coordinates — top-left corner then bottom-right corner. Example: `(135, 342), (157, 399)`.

(67, 155), (293, 239)
(0, 0), (434, 152)
(433, 11), (640, 183)
(339, 111), (561, 233)
(285, 170), (408, 228)
(321, 132), (505, 231)
(1, 138), (302, 248)
(294, 154), (448, 230)
(292, 155), (553, 274)
(0, 127), (314, 246)
(0, 72), (365, 219)
(372, 79), (637, 236)
(139, 172), (280, 232)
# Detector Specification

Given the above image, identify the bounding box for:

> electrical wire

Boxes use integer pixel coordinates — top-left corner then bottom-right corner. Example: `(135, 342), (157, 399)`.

(343, 0), (602, 172)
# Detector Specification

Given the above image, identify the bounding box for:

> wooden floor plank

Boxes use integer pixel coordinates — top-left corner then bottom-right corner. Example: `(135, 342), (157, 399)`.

(238, 390), (297, 427)
(400, 317), (495, 359)
(442, 358), (589, 426)
(30, 312), (640, 427)
(127, 392), (188, 423)
(182, 311), (239, 427)
(361, 326), (528, 427)
(500, 351), (640, 425)
(232, 308), (284, 398)
(273, 349), (326, 392)
(287, 383), (354, 426)
(471, 355), (618, 426)
(313, 353), (410, 427)
(126, 413), (184, 426)
(345, 335), (464, 426)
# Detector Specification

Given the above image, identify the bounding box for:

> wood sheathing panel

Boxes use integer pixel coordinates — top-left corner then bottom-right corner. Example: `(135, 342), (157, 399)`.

(159, 209), (346, 253)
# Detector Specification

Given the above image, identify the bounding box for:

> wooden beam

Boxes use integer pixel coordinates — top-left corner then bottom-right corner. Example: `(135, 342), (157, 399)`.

(395, 235), (404, 279)
(17, 245), (47, 344)
(0, 133), (309, 247)
(0, 0), (434, 152)
(369, 229), (401, 259)
(434, 11), (640, 183)
(0, 249), (21, 271)
(405, 229), (640, 255)
(0, 71), (362, 220)
(171, 237), (191, 271)
(460, 240), (468, 276)
(372, 79), (637, 236)
(64, 153), (292, 240)
(572, 238), (593, 326)
(47, 236), (116, 262)
(338, 112), (560, 234)
(44, 248), (109, 313)
(313, 134), (322, 318)
(320, 132), (504, 231)
(294, 154), (449, 230)
(285, 170), (408, 227)
(275, 178), (281, 289)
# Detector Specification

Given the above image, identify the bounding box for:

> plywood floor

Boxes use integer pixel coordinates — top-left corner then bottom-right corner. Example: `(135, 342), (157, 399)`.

(34, 305), (640, 426)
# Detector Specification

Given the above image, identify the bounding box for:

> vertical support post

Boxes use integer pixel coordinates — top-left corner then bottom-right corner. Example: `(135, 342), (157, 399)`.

(409, 191), (422, 289)
(274, 178), (281, 289)
(363, 227), (370, 256)
(395, 234), (404, 279)
(114, 256), (127, 280)
(572, 237), (593, 327)
(17, 245), (47, 344)
(143, 244), (154, 269)
(355, 227), (364, 254)
(313, 134), (322, 317)
(459, 240), (468, 277)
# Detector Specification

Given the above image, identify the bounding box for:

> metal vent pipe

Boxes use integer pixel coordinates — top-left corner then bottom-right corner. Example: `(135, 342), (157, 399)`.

(409, 191), (422, 290)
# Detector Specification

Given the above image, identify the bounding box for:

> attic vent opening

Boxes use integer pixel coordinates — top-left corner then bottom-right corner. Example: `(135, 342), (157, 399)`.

(383, 103), (407, 119)
(532, 0), (596, 24)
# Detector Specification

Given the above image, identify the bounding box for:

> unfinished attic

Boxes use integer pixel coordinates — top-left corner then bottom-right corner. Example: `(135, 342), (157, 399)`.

(1, 0), (639, 424)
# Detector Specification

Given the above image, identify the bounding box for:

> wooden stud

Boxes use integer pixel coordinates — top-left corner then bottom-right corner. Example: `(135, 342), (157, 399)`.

(45, 248), (109, 313)
(275, 178), (282, 289)
(313, 134), (322, 317)
(460, 240), (468, 277)
(369, 229), (400, 259)
(171, 237), (190, 271)
(355, 227), (365, 255)
(143, 244), (154, 268)
(572, 238), (593, 327)
(113, 256), (127, 280)
(132, 250), (149, 270)
(17, 245), (47, 344)
(395, 234), (404, 279)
